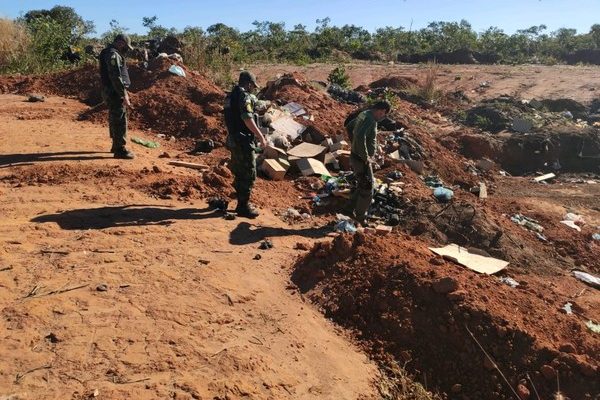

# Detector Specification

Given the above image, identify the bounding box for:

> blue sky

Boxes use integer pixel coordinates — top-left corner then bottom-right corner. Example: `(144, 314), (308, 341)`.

(3, 0), (600, 35)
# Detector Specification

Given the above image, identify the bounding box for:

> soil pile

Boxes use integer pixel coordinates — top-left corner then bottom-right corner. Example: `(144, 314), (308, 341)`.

(369, 75), (419, 90)
(0, 58), (226, 142)
(292, 234), (599, 400)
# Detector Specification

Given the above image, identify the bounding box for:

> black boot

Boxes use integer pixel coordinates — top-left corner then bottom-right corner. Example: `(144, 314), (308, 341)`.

(235, 201), (259, 218)
(114, 148), (135, 159)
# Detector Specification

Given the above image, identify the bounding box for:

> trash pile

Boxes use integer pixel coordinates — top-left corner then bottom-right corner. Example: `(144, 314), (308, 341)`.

(455, 96), (600, 174)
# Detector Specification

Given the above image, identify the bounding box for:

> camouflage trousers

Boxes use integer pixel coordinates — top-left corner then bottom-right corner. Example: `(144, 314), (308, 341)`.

(349, 153), (374, 222)
(102, 88), (127, 151)
(228, 135), (256, 203)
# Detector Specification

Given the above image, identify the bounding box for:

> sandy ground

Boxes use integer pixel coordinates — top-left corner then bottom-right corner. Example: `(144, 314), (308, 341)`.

(251, 62), (600, 103)
(0, 95), (378, 400)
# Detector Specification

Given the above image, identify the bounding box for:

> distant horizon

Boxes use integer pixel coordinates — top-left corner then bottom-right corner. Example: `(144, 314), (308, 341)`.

(3, 0), (600, 37)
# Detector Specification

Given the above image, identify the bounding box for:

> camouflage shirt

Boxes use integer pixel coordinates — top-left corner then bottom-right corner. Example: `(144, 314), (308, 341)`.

(99, 45), (130, 97)
(350, 110), (377, 162)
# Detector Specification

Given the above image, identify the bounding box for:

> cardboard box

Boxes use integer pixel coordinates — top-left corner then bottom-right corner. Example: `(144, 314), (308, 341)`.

(296, 158), (331, 177)
(264, 145), (287, 160)
(330, 140), (349, 152)
(261, 159), (286, 181)
(277, 158), (290, 172)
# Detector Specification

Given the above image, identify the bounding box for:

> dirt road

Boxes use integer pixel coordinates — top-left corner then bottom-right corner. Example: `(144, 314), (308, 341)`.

(0, 95), (377, 399)
(251, 62), (600, 103)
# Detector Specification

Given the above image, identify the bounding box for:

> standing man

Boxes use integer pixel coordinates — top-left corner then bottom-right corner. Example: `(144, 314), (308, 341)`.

(99, 34), (134, 159)
(224, 71), (267, 218)
(347, 100), (391, 225)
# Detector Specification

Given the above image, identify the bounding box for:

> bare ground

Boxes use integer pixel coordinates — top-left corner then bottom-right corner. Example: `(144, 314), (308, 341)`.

(0, 95), (378, 400)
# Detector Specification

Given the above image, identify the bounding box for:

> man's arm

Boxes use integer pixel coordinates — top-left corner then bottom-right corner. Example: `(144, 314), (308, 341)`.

(352, 114), (369, 162)
(107, 52), (128, 103)
(366, 120), (377, 159)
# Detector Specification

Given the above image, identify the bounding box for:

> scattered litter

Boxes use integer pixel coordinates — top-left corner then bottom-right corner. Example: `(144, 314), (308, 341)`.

(478, 182), (488, 199)
(168, 161), (209, 171)
(261, 159), (287, 181)
(96, 284), (108, 292)
(223, 212), (236, 220)
(561, 111), (574, 119)
(168, 65), (186, 77)
(253, 254), (262, 260)
(433, 187), (454, 203)
(536, 232), (548, 242)
(512, 117), (533, 133)
(586, 320), (600, 334)
(511, 214), (544, 233)
(131, 137), (159, 148)
(208, 196), (229, 211)
(287, 142), (327, 159)
(592, 233), (600, 240)
(499, 276), (520, 288)
(158, 152), (171, 158)
(334, 214), (357, 233)
(561, 302), (573, 315)
(259, 239), (273, 250)
(281, 102), (306, 116)
(283, 208), (301, 221)
(560, 220), (581, 231)
(572, 270), (600, 289)
(192, 139), (215, 154)
(297, 158), (331, 177)
(533, 173), (556, 183)
(27, 94), (45, 102)
(564, 212), (585, 224)
(429, 244), (509, 275)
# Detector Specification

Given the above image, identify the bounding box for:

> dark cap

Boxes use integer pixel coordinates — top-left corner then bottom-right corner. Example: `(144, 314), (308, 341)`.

(239, 71), (259, 87)
(114, 33), (134, 50)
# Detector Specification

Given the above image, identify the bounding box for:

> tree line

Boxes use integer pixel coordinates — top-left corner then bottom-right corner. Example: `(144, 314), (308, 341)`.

(2, 5), (600, 74)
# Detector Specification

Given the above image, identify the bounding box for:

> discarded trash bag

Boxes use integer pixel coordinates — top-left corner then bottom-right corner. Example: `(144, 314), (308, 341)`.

(334, 214), (357, 233)
(131, 137), (159, 148)
(586, 320), (600, 334)
(499, 276), (519, 288)
(511, 214), (544, 233)
(433, 187), (454, 202)
(572, 270), (600, 289)
(168, 65), (186, 77)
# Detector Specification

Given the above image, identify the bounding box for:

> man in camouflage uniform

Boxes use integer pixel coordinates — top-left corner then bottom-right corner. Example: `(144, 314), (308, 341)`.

(99, 34), (135, 159)
(224, 71), (267, 218)
(346, 100), (391, 225)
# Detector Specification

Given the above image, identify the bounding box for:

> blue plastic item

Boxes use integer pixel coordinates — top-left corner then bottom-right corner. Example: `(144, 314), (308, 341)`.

(433, 187), (454, 202)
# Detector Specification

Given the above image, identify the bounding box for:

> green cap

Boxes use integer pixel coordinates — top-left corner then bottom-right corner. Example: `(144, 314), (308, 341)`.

(114, 33), (134, 50)
(239, 71), (259, 87)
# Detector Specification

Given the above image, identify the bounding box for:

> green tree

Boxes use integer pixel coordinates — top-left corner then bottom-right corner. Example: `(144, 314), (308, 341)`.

(22, 5), (94, 43)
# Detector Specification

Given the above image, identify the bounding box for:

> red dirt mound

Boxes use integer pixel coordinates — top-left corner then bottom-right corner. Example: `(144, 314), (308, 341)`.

(262, 72), (354, 139)
(369, 75), (419, 90)
(0, 58), (226, 142)
(292, 234), (599, 400)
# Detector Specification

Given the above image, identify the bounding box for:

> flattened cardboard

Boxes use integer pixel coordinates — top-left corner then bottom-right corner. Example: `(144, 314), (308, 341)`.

(287, 142), (327, 159)
(296, 158), (331, 177)
(429, 244), (508, 274)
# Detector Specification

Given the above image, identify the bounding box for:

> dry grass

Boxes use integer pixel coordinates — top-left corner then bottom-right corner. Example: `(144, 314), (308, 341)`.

(405, 62), (444, 104)
(374, 360), (441, 400)
(0, 18), (30, 71)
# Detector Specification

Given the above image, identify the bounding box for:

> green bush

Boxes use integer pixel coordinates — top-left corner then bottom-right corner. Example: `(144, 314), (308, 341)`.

(327, 65), (351, 89)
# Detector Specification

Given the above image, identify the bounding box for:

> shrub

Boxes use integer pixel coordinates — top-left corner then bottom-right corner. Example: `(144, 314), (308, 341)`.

(327, 65), (351, 89)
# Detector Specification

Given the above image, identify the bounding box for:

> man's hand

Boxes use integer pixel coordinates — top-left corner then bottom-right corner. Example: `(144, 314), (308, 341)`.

(123, 92), (131, 107)
(367, 156), (377, 164)
(257, 134), (267, 148)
